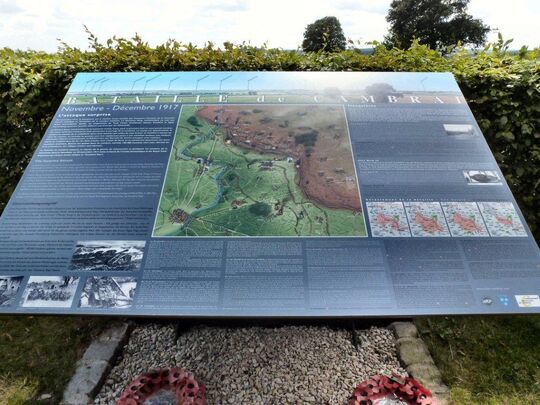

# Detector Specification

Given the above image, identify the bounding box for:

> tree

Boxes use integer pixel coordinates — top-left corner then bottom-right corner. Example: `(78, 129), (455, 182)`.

(187, 116), (201, 127)
(302, 16), (346, 52)
(364, 83), (403, 103)
(385, 0), (489, 51)
(248, 202), (272, 217)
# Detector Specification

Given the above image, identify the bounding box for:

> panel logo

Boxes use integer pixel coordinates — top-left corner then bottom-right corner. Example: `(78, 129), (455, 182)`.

(481, 297), (493, 306)
(515, 295), (540, 308)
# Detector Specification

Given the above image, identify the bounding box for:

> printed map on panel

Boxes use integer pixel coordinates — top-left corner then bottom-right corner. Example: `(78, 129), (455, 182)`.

(153, 105), (366, 237)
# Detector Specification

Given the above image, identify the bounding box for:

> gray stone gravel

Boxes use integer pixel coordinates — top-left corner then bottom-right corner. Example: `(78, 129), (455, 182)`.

(94, 324), (405, 404)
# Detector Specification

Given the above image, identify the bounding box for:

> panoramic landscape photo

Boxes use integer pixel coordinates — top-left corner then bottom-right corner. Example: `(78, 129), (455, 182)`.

(153, 104), (366, 237)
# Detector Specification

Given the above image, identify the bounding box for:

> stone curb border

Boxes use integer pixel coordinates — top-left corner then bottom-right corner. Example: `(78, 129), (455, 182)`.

(389, 322), (449, 405)
(62, 322), (132, 405)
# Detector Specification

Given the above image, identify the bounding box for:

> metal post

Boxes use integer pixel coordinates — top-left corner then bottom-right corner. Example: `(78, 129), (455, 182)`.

(247, 75), (258, 92)
(143, 74), (162, 94)
(195, 74), (210, 93)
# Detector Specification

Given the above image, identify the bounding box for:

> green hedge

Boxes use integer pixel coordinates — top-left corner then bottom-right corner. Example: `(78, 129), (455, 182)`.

(1, 36), (539, 239)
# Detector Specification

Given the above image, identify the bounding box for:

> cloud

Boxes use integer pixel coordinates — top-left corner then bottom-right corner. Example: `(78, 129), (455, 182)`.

(334, 0), (391, 14)
(200, 0), (249, 12)
(0, 0), (24, 14)
(469, 0), (540, 46)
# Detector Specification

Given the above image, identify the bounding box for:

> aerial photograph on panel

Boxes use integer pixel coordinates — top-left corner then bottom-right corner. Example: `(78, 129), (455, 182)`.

(153, 104), (366, 237)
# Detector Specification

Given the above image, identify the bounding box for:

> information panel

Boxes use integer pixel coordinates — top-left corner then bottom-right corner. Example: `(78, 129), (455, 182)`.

(1, 72), (539, 316)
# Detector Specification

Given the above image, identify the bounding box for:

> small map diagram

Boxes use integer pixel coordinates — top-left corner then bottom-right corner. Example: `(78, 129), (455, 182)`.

(463, 170), (501, 185)
(404, 202), (450, 237)
(441, 202), (489, 237)
(478, 202), (527, 237)
(367, 202), (411, 237)
(153, 105), (366, 237)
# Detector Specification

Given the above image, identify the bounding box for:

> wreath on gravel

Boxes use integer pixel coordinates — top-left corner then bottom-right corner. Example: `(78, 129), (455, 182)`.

(349, 374), (434, 405)
(116, 368), (432, 404)
(117, 367), (207, 405)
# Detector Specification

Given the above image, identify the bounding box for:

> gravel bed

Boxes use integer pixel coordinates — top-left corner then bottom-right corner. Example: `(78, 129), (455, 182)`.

(94, 324), (405, 404)
(94, 324), (178, 404)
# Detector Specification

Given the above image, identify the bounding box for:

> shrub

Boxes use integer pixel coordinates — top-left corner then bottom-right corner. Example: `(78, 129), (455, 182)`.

(0, 35), (538, 239)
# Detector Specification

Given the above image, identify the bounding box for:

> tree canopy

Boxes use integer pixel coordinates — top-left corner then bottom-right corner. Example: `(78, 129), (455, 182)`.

(385, 0), (490, 50)
(364, 83), (403, 103)
(302, 16), (346, 52)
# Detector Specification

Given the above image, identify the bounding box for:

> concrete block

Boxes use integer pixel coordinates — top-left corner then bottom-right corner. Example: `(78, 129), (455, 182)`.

(62, 322), (130, 404)
(397, 338), (433, 366)
(62, 360), (109, 405)
(389, 321), (418, 339)
(406, 362), (443, 388)
(98, 323), (130, 343)
(82, 340), (119, 363)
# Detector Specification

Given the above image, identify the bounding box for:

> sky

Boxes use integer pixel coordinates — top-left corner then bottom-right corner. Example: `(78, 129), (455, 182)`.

(68, 72), (461, 93)
(0, 0), (538, 52)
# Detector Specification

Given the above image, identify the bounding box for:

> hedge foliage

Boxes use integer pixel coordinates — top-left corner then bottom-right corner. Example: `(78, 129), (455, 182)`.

(0, 35), (539, 238)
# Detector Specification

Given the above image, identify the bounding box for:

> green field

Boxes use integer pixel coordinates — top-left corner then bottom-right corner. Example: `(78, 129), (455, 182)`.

(153, 105), (365, 237)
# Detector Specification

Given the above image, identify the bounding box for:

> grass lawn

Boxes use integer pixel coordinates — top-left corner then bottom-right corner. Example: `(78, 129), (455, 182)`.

(416, 316), (540, 405)
(0, 316), (110, 405)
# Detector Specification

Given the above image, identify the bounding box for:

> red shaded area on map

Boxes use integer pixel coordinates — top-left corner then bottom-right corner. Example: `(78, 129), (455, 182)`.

(376, 213), (403, 231)
(414, 212), (444, 233)
(197, 105), (361, 211)
(496, 215), (514, 227)
(453, 213), (482, 233)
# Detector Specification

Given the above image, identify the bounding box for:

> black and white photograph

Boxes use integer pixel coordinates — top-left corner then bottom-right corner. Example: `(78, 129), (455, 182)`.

(443, 124), (475, 136)
(21, 276), (79, 308)
(463, 170), (502, 185)
(0, 276), (23, 307)
(79, 276), (137, 309)
(69, 240), (146, 272)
